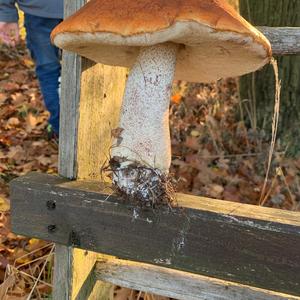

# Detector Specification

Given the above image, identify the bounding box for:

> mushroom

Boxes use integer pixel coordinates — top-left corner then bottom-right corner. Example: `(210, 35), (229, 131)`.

(51, 0), (272, 206)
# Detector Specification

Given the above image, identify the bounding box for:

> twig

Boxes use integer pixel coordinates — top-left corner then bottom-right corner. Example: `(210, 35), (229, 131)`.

(26, 244), (55, 300)
(278, 167), (297, 208)
(9, 266), (52, 288)
(260, 173), (279, 206)
(14, 243), (54, 268)
(260, 58), (281, 205)
(16, 251), (54, 269)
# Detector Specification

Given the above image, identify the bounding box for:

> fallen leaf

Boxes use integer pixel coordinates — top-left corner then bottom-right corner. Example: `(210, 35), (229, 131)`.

(1, 81), (19, 92)
(0, 196), (10, 212)
(7, 146), (25, 161)
(6, 117), (20, 128)
(37, 155), (52, 166)
(204, 184), (224, 198)
(0, 92), (7, 104)
(171, 93), (182, 104)
(25, 113), (38, 132)
(9, 71), (27, 83)
(22, 58), (34, 68)
(184, 137), (200, 151)
(11, 92), (26, 105)
(0, 274), (15, 299)
(223, 185), (241, 202)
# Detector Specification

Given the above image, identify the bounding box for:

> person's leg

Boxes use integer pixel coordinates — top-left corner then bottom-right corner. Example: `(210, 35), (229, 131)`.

(24, 13), (62, 134)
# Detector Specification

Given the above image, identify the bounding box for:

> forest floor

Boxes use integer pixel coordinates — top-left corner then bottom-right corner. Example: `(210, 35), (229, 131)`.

(0, 39), (300, 299)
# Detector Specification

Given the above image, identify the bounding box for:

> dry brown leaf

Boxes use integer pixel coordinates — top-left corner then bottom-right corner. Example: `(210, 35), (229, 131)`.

(6, 117), (20, 128)
(36, 155), (52, 166)
(7, 146), (25, 161)
(25, 113), (38, 133)
(22, 58), (34, 68)
(0, 274), (15, 299)
(17, 161), (35, 174)
(206, 184), (224, 198)
(223, 185), (241, 202)
(36, 283), (51, 294)
(0, 196), (10, 212)
(26, 239), (48, 253)
(10, 93), (26, 105)
(9, 72), (27, 84)
(114, 287), (133, 300)
(1, 82), (19, 92)
(0, 93), (7, 104)
(184, 137), (199, 151)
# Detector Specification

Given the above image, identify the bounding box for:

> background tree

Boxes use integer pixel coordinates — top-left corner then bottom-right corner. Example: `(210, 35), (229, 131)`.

(239, 0), (300, 155)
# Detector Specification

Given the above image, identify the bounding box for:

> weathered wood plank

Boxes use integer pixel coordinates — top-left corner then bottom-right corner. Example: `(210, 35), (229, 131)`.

(58, 1), (82, 179)
(66, 56), (126, 299)
(10, 172), (300, 296)
(72, 36), (126, 299)
(95, 255), (300, 300)
(56, 0), (127, 298)
(259, 27), (300, 55)
(69, 249), (113, 300)
(59, 51), (81, 178)
(55, 1), (84, 298)
(53, 245), (71, 299)
(56, 0), (101, 298)
(77, 60), (127, 180)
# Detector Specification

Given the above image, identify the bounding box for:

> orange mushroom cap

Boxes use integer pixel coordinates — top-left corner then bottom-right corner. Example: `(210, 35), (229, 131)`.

(51, 0), (272, 82)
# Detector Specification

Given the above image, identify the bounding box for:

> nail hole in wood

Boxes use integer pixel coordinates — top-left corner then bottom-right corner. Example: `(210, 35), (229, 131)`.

(46, 200), (56, 210)
(48, 224), (57, 233)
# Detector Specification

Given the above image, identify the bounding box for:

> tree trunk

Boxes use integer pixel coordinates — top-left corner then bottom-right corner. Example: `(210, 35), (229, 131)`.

(239, 0), (300, 155)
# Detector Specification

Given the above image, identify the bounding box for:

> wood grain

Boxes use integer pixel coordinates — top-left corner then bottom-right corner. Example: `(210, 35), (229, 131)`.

(95, 255), (300, 300)
(259, 27), (300, 55)
(58, 1), (82, 179)
(10, 172), (300, 296)
(55, 1), (84, 299)
(77, 60), (127, 180)
(55, 0), (127, 298)
(68, 57), (126, 299)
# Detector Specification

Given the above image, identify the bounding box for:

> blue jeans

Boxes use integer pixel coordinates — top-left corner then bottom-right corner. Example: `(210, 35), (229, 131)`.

(24, 13), (62, 134)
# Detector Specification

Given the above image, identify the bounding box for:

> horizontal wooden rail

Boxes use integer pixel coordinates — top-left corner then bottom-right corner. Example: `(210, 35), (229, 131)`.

(95, 255), (300, 300)
(10, 172), (300, 296)
(259, 27), (300, 55)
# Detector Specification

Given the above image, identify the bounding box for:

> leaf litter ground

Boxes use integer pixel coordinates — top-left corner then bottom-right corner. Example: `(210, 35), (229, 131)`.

(0, 41), (300, 299)
(0, 42), (57, 299)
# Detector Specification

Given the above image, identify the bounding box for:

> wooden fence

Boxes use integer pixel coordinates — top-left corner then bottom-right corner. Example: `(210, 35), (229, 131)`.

(10, 0), (300, 299)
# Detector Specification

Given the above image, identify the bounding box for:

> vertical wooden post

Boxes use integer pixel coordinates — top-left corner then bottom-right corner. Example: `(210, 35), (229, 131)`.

(53, 0), (127, 299)
(77, 61), (127, 180)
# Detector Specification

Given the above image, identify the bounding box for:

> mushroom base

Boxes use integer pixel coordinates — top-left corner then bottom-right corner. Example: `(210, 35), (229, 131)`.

(111, 157), (176, 208)
(110, 43), (179, 208)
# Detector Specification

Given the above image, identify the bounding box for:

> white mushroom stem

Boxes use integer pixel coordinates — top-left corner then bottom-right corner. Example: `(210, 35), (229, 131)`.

(111, 43), (178, 198)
